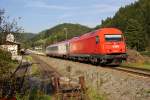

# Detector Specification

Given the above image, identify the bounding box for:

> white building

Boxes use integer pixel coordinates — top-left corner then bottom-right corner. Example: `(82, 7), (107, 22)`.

(0, 33), (20, 58)
(0, 41), (20, 56)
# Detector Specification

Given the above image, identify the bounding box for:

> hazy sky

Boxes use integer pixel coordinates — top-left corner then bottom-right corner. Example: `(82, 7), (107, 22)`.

(0, 0), (137, 33)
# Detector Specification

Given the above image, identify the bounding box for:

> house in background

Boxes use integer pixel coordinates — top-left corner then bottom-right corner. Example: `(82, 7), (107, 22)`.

(0, 33), (21, 59)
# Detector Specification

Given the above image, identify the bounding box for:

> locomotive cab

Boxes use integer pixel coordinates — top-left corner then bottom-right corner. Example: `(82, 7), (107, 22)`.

(97, 28), (127, 65)
(104, 34), (126, 54)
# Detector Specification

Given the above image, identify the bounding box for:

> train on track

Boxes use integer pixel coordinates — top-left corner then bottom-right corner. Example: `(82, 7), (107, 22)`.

(46, 28), (127, 65)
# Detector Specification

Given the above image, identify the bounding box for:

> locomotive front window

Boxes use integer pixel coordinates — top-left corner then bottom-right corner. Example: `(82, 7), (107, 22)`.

(105, 35), (122, 42)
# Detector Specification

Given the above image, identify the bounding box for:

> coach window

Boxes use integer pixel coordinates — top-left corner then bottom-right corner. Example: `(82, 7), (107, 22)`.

(96, 36), (99, 44)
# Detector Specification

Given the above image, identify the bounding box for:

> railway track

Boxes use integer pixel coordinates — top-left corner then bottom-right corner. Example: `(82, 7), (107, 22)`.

(31, 54), (88, 100)
(108, 66), (150, 77)
(33, 52), (150, 78)
(31, 54), (62, 78)
(31, 54), (62, 97)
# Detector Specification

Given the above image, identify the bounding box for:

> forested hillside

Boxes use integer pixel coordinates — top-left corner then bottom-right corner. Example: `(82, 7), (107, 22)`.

(96, 0), (150, 51)
(19, 33), (36, 48)
(13, 33), (35, 43)
(31, 23), (92, 46)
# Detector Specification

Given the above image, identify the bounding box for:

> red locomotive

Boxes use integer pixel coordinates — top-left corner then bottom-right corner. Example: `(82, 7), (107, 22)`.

(46, 28), (127, 65)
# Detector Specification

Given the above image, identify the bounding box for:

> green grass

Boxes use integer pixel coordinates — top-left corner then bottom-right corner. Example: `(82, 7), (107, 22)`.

(24, 56), (40, 76)
(140, 51), (150, 57)
(30, 64), (40, 76)
(122, 50), (150, 70)
(121, 62), (150, 70)
(25, 56), (33, 62)
(16, 87), (52, 100)
(38, 95), (51, 100)
(145, 89), (150, 94)
(87, 87), (106, 100)
(0, 51), (19, 78)
(16, 93), (29, 100)
(29, 87), (52, 100)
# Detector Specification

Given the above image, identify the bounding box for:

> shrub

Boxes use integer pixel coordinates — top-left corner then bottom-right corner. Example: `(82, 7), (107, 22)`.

(0, 49), (12, 61)
(140, 51), (150, 57)
(0, 49), (16, 78)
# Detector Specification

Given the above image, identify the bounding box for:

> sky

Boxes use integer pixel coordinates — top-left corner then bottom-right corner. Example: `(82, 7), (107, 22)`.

(0, 0), (137, 33)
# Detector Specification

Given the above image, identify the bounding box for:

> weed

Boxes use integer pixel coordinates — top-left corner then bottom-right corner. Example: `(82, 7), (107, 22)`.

(25, 56), (33, 62)
(87, 87), (106, 100)
(146, 89), (150, 94)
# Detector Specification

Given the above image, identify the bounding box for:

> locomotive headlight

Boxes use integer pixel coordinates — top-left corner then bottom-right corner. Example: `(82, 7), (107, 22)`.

(107, 49), (112, 53)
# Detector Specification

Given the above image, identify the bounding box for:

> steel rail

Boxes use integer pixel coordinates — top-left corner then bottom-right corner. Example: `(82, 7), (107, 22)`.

(109, 66), (150, 77)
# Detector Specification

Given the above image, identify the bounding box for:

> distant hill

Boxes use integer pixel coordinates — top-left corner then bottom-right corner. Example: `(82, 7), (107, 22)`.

(14, 33), (35, 42)
(22, 33), (36, 40)
(18, 33), (36, 48)
(95, 0), (150, 51)
(31, 23), (92, 46)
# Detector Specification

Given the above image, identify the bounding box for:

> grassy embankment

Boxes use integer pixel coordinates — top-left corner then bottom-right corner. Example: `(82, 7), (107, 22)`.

(122, 51), (150, 70)
(122, 63), (150, 70)
(0, 49), (18, 79)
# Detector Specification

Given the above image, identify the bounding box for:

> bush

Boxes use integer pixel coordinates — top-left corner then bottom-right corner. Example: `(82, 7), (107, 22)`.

(29, 87), (51, 100)
(0, 49), (16, 78)
(0, 49), (12, 61)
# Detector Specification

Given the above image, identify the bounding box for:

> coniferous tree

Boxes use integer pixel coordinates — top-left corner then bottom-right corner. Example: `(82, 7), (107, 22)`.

(125, 19), (146, 51)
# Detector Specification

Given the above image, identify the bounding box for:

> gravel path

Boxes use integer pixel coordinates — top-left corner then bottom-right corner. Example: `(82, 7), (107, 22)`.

(37, 55), (150, 100)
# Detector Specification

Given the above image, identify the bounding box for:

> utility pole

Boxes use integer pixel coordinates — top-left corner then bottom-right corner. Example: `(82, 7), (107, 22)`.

(55, 35), (57, 43)
(64, 28), (68, 40)
(44, 32), (46, 52)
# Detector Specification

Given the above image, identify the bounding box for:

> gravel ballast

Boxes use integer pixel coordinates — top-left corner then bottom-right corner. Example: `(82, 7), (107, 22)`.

(36, 55), (150, 100)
